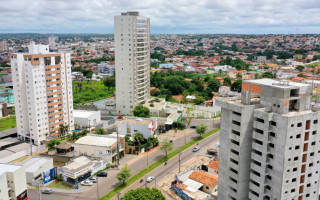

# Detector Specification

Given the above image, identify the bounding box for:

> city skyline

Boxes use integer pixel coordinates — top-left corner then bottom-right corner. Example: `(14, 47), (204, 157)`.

(1, 0), (320, 34)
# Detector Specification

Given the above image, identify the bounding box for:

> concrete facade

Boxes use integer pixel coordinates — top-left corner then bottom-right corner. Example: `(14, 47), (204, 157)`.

(216, 79), (320, 200)
(118, 118), (157, 139)
(114, 11), (150, 115)
(11, 42), (74, 145)
(74, 110), (101, 127)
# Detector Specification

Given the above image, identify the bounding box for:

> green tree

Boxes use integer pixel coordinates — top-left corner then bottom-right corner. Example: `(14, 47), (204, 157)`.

(133, 132), (145, 152)
(47, 139), (61, 150)
(120, 188), (166, 200)
(95, 128), (106, 135)
(58, 124), (69, 137)
(196, 124), (207, 137)
(296, 65), (305, 72)
(261, 72), (275, 78)
(208, 79), (221, 92)
(231, 80), (242, 92)
(160, 137), (173, 159)
(133, 105), (150, 118)
(117, 164), (131, 185)
(103, 77), (115, 89)
(56, 174), (64, 181)
(223, 77), (232, 86)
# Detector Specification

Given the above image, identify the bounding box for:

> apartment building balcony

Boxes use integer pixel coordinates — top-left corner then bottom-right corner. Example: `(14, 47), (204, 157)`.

(45, 69), (61, 75)
(249, 182), (260, 194)
(250, 162), (263, 174)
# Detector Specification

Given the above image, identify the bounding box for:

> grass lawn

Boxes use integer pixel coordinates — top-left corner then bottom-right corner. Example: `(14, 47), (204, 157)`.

(72, 80), (115, 105)
(0, 116), (16, 131)
(47, 180), (73, 190)
(100, 128), (220, 200)
(0, 73), (7, 77)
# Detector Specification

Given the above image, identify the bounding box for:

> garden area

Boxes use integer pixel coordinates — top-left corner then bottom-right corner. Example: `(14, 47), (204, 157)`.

(0, 116), (16, 131)
(72, 80), (115, 105)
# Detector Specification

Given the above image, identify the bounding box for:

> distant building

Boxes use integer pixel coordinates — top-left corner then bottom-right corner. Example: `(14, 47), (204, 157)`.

(0, 163), (28, 200)
(0, 41), (8, 52)
(48, 35), (57, 47)
(255, 56), (267, 64)
(118, 118), (157, 139)
(11, 42), (74, 145)
(115, 11), (150, 115)
(216, 79), (320, 200)
(159, 63), (175, 69)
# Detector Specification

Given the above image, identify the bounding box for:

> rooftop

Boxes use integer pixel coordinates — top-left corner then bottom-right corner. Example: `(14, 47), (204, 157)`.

(0, 163), (23, 175)
(189, 170), (218, 187)
(121, 118), (152, 125)
(207, 160), (219, 171)
(74, 110), (100, 118)
(75, 134), (117, 147)
(245, 79), (308, 88)
(18, 156), (52, 173)
(61, 156), (94, 172)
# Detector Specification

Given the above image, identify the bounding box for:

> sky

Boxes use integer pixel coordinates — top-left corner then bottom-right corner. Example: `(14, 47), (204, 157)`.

(0, 0), (320, 34)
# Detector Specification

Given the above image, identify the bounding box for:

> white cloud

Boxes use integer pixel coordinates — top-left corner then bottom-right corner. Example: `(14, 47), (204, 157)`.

(0, 0), (319, 33)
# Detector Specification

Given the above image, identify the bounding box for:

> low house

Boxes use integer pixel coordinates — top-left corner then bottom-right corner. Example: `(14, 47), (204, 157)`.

(172, 168), (218, 200)
(17, 156), (53, 184)
(74, 110), (101, 128)
(73, 134), (125, 164)
(57, 156), (103, 184)
(118, 118), (157, 139)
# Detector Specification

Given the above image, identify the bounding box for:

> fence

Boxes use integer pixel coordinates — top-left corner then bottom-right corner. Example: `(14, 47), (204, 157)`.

(0, 144), (46, 163)
(171, 181), (192, 200)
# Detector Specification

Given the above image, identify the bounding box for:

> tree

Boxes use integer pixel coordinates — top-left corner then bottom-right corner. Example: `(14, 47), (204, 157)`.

(103, 77), (115, 89)
(196, 124), (207, 137)
(133, 132), (144, 152)
(120, 188), (166, 200)
(296, 65), (305, 72)
(223, 77), (232, 86)
(208, 79), (221, 92)
(56, 174), (64, 181)
(117, 164), (131, 185)
(133, 105), (150, 118)
(160, 137), (173, 159)
(261, 72), (275, 78)
(95, 128), (106, 135)
(47, 139), (61, 150)
(58, 124), (69, 137)
(231, 80), (242, 92)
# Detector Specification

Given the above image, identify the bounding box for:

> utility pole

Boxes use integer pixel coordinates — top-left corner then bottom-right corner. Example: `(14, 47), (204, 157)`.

(116, 126), (120, 167)
(38, 182), (41, 200)
(96, 177), (99, 200)
(178, 149), (182, 173)
(155, 176), (157, 188)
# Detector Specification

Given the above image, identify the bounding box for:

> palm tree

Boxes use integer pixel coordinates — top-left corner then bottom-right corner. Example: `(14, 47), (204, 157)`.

(58, 124), (69, 137)
(133, 132), (144, 152)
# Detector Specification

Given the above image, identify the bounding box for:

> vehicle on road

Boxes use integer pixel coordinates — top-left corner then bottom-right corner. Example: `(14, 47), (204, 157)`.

(146, 176), (155, 183)
(89, 177), (97, 183)
(42, 188), (53, 194)
(81, 180), (93, 186)
(189, 125), (196, 129)
(192, 146), (201, 152)
(117, 116), (123, 119)
(97, 172), (108, 177)
(207, 148), (218, 155)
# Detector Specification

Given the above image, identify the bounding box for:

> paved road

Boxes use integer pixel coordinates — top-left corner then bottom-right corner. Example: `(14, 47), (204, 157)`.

(28, 118), (220, 200)
(112, 131), (221, 200)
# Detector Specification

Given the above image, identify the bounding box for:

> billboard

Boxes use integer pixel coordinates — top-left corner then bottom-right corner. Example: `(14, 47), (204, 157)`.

(43, 168), (55, 184)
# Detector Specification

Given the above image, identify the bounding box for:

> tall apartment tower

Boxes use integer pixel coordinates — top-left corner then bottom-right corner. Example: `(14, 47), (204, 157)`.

(216, 79), (320, 200)
(114, 11), (150, 115)
(11, 42), (74, 145)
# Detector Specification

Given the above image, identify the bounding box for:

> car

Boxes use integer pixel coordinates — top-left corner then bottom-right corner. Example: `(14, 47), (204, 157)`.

(189, 125), (196, 129)
(89, 177), (97, 183)
(192, 146), (201, 152)
(81, 180), (93, 186)
(42, 188), (53, 194)
(97, 172), (108, 177)
(117, 116), (123, 119)
(146, 176), (155, 183)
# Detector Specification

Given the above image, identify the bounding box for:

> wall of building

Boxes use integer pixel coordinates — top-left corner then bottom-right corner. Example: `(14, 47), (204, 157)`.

(118, 122), (153, 138)
(6, 167), (27, 199)
(0, 173), (9, 200)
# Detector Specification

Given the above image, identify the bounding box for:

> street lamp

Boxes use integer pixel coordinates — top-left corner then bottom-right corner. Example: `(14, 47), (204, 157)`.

(38, 181), (41, 200)
(96, 177), (99, 200)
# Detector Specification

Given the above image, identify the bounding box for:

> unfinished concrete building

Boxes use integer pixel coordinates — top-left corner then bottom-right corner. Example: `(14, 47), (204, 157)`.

(216, 79), (320, 200)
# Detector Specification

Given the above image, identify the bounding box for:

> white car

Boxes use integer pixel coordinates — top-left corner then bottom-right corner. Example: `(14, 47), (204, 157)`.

(89, 177), (97, 183)
(42, 188), (53, 194)
(146, 176), (155, 183)
(192, 146), (201, 152)
(81, 180), (93, 186)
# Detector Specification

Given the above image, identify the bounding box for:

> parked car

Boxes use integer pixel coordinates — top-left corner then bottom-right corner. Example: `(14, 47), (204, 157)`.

(146, 176), (155, 183)
(81, 180), (93, 186)
(192, 146), (201, 152)
(89, 177), (97, 183)
(42, 188), (53, 194)
(117, 116), (123, 119)
(189, 125), (196, 129)
(97, 172), (108, 177)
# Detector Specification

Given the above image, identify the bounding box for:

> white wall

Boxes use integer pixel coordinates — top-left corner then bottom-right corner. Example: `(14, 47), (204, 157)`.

(0, 173), (9, 200)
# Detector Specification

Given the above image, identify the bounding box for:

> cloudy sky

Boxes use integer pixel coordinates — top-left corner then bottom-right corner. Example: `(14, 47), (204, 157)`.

(0, 0), (320, 34)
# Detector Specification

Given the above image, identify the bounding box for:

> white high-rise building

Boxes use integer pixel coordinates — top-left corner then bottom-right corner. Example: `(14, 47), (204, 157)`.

(216, 79), (320, 200)
(11, 42), (74, 145)
(48, 35), (57, 47)
(0, 41), (8, 52)
(114, 11), (150, 115)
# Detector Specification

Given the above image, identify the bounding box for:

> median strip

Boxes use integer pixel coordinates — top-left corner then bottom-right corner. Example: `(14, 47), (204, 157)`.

(100, 128), (220, 200)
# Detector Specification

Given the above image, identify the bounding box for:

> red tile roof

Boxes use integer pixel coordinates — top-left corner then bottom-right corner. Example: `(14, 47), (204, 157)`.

(208, 160), (219, 171)
(189, 170), (218, 187)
